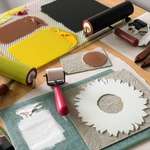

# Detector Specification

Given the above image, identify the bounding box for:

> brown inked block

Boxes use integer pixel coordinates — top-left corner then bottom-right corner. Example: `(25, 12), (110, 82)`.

(60, 48), (112, 74)
(83, 51), (108, 67)
(0, 16), (47, 44)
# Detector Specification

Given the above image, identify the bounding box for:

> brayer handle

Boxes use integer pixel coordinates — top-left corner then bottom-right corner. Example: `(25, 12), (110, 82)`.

(114, 28), (139, 47)
(54, 85), (69, 116)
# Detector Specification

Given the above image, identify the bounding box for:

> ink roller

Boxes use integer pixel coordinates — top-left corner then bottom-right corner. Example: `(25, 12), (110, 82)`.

(0, 56), (37, 96)
(45, 67), (69, 116)
(83, 1), (134, 36)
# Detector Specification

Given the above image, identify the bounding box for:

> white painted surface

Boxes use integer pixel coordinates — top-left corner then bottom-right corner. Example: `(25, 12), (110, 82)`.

(16, 103), (65, 150)
(75, 78), (147, 136)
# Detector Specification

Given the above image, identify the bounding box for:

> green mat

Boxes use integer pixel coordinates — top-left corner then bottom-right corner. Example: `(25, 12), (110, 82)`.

(0, 69), (149, 150)
(104, 128), (150, 150)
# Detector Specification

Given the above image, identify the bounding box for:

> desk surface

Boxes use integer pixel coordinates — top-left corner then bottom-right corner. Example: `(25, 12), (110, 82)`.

(0, 0), (149, 149)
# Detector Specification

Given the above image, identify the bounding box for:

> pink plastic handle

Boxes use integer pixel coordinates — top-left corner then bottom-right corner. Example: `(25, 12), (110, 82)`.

(53, 85), (69, 116)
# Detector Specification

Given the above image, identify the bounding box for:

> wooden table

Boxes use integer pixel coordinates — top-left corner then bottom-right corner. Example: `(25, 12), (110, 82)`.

(0, 0), (149, 149)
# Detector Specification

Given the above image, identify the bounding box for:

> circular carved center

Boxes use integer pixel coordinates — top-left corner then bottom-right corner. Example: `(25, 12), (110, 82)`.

(97, 94), (123, 113)
(83, 51), (107, 67)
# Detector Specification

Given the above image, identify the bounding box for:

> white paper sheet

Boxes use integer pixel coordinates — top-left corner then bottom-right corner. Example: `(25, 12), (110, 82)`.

(16, 103), (65, 150)
(101, 12), (150, 61)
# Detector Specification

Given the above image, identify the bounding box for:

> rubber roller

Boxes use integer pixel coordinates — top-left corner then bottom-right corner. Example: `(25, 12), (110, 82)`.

(0, 56), (37, 85)
(83, 1), (134, 36)
(0, 136), (15, 150)
(0, 56), (37, 96)
(45, 67), (69, 116)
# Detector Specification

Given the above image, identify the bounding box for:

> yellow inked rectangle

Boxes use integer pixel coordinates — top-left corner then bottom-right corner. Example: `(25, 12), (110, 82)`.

(8, 27), (77, 68)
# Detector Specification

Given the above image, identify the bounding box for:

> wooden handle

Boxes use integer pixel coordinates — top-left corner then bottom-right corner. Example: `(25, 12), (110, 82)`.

(135, 46), (150, 63)
(114, 28), (139, 47)
(141, 55), (150, 68)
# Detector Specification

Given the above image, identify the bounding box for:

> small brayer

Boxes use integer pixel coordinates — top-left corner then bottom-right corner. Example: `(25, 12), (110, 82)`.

(45, 67), (69, 116)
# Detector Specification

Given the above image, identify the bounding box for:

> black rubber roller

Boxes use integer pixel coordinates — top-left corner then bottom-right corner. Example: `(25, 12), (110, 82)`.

(83, 1), (134, 36)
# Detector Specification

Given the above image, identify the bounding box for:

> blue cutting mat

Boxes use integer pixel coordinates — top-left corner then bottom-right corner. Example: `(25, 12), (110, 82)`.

(0, 93), (89, 150)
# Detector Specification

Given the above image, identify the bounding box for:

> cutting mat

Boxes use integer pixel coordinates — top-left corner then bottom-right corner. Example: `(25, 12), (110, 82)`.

(0, 69), (149, 150)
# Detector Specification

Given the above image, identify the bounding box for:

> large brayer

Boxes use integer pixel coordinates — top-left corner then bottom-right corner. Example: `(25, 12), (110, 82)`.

(0, 56), (37, 96)
(83, 1), (134, 36)
(45, 67), (69, 116)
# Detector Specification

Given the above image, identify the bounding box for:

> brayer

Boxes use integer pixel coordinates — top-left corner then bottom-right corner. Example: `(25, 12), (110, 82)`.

(45, 67), (69, 116)
(0, 56), (37, 96)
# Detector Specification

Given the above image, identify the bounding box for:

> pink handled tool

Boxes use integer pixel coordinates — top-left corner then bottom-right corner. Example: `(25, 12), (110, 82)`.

(45, 67), (69, 116)
(53, 85), (69, 116)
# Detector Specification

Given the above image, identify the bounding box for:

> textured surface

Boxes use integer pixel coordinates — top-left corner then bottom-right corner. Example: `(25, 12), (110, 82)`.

(75, 78), (148, 136)
(63, 69), (150, 150)
(41, 0), (108, 32)
(60, 48), (111, 74)
(83, 51), (108, 67)
(0, 89), (89, 150)
(1, 69), (149, 149)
